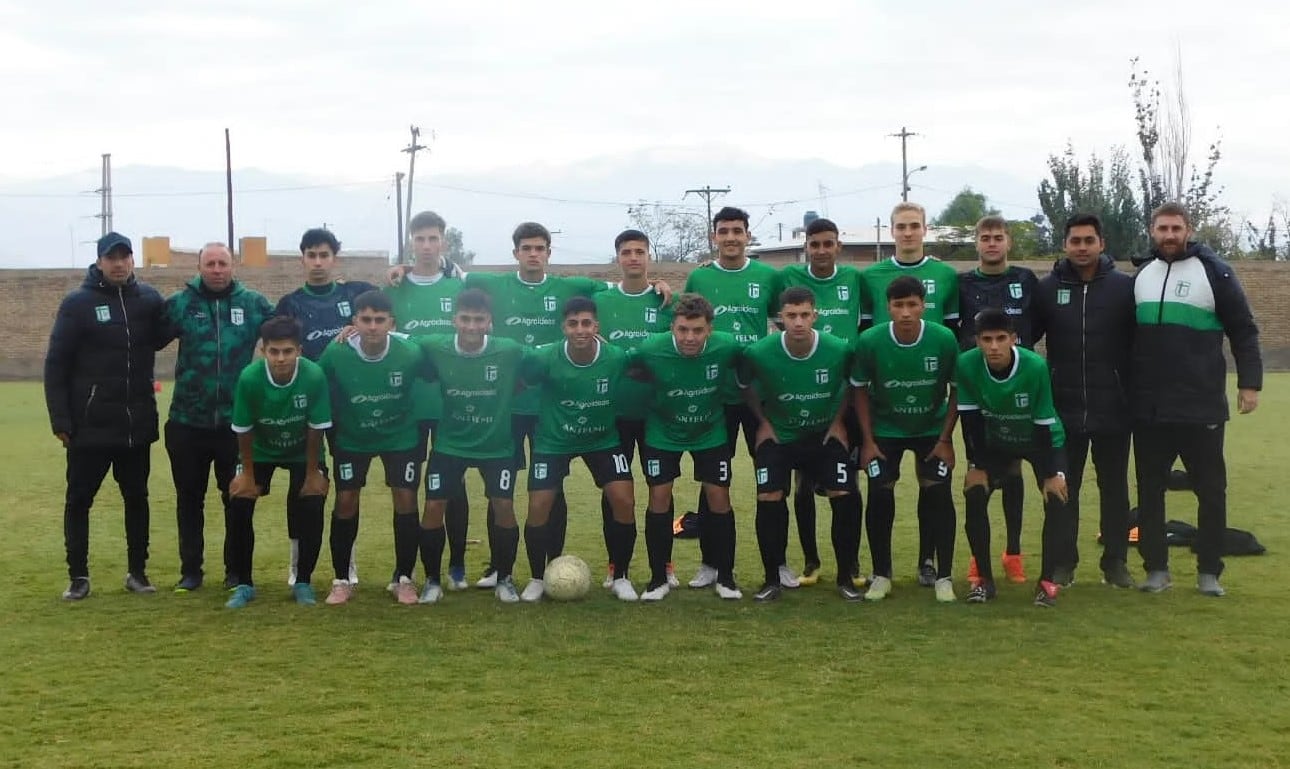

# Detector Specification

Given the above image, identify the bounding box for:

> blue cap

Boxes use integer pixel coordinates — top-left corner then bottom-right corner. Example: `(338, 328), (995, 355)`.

(97, 232), (133, 258)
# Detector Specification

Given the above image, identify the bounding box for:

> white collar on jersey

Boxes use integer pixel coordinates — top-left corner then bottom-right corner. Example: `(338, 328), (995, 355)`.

(348, 334), (391, 362)
(671, 336), (708, 357)
(262, 358), (301, 389)
(615, 282), (655, 297)
(515, 271), (550, 287)
(890, 255), (930, 269)
(780, 329), (820, 360)
(887, 320), (926, 348)
(805, 263), (838, 281)
(986, 347), (1021, 383)
(712, 257), (750, 273)
(563, 339), (602, 367)
(454, 334), (490, 357)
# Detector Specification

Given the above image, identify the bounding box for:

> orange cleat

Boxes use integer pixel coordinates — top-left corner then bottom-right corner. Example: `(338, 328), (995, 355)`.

(1001, 553), (1027, 584)
(967, 557), (980, 586)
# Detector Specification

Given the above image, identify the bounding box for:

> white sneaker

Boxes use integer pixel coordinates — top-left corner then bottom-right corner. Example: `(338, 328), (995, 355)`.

(447, 566), (469, 591)
(778, 564), (801, 589)
(521, 578), (545, 603)
(611, 577), (639, 602)
(347, 544), (359, 586)
(715, 582), (743, 600)
(640, 582), (671, 602)
(476, 569), (499, 589)
(865, 575), (893, 601)
(287, 538), (299, 586)
(602, 563), (614, 589)
(666, 562), (680, 588)
(418, 581), (443, 605)
(934, 577), (956, 603)
(688, 564), (718, 588)
(495, 576), (519, 603)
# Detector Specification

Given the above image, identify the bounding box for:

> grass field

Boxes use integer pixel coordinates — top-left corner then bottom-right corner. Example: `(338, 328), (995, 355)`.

(1, 379), (1287, 769)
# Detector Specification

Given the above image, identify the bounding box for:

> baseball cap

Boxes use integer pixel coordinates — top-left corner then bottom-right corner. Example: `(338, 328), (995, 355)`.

(97, 232), (133, 258)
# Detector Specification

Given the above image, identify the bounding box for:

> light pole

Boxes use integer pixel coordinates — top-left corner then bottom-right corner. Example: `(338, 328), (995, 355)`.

(902, 164), (928, 202)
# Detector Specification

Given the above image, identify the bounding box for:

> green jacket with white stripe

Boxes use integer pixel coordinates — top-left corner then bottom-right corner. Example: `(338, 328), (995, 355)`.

(1130, 242), (1262, 424)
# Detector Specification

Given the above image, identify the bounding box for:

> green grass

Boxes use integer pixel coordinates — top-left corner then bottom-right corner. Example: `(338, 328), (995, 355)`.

(2, 379), (1288, 768)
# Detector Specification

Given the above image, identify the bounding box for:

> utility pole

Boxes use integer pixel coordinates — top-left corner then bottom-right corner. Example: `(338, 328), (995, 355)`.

(224, 129), (235, 255)
(874, 216), (884, 262)
(889, 126), (918, 201)
(395, 172), (406, 263)
(402, 126), (428, 252)
(683, 185), (730, 243)
(94, 153), (113, 236)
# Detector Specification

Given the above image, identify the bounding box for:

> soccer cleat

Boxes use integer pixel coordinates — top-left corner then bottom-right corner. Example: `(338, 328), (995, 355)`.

(640, 581), (671, 602)
(495, 576), (520, 603)
(715, 581), (743, 600)
(666, 562), (680, 588)
(864, 575), (893, 602)
(447, 565), (469, 591)
(1139, 570), (1173, 593)
(610, 578), (639, 602)
(688, 564), (718, 589)
(393, 576), (418, 605)
(292, 583), (317, 606)
(1033, 579), (1059, 608)
(966, 581), (996, 604)
(799, 563), (821, 586)
(476, 568), (499, 589)
(917, 560), (937, 587)
(1197, 573), (1226, 597)
(777, 564), (801, 589)
(520, 579), (546, 603)
(754, 582), (783, 602)
(287, 538), (299, 586)
(1002, 553), (1027, 583)
(124, 573), (156, 594)
(418, 581), (444, 605)
(837, 583), (864, 601)
(1052, 565), (1076, 588)
(174, 574), (203, 593)
(62, 577), (91, 601)
(934, 577), (956, 603)
(1101, 561), (1136, 589)
(966, 556), (980, 586)
(602, 563), (615, 589)
(325, 579), (353, 605)
(225, 584), (256, 609)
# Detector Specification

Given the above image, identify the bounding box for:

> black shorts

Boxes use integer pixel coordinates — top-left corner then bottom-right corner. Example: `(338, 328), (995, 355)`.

(755, 435), (856, 495)
(864, 436), (952, 486)
(241, 461), (327, 497)
(975, 450), (1047, 490)
(641, 444), (733, 488)
(511, 414), (538, 470)
(333, 447), (421, 491)
(425, 450), (517, 500)
(615, 418), (646, 467)
(528, 449), (633, 491)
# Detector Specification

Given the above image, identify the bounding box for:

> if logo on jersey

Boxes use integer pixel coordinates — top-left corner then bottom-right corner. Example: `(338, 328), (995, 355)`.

(389, 371), (403, 387)
(339, 463), (354, 481)
(532, 463), (548, 481)
(646, 459), (661, 477)
(1057, 289), (1071, 305)
(595, 378), (609, 394)
(814, 368), (829, 384)
(94, 305), (110, 323)
(748, 283), (760, 299)
(293, 394), (308, 409)
(837, 285), (850, 301)
(1008, 283), (1023, 300)
(756, 468), (769, 484)
(645, 307), (657, 324)
(867, 460), (881, 478)
(337, 301), (352, 317)
(439, 297), (453, 313)
(922, 279), (937, 296)
(705, 364), (720, 380)
(1175, 281), (1192, 298)
(544, 296), (557, 311)
(427, 473), (441, 491)
(230, 307), (244, 325)
(484, 364), (498, 382)
(924, 357), (939, 373)
(1015, 392), (1030, 408)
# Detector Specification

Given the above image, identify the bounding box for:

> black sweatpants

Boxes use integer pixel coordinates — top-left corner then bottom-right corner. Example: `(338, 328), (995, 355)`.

(1134, 422), (1227, 577)
(64, 445), (152, 579)
(226, 462), (327, 587)
(1065, 430), (1132, 571)
(165, 421), (238, 580)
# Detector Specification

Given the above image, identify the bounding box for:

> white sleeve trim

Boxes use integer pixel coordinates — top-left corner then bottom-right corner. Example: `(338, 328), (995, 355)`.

(957, 404), (980, 412)
(231, 424), (253, 434)
(1033, 417), (1057, 425)
(848, 376), (870, 388)
(309, 420), (334, 430)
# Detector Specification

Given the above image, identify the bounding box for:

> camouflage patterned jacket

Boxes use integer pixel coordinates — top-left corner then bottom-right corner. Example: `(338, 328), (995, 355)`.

(161, 277), (274, 428)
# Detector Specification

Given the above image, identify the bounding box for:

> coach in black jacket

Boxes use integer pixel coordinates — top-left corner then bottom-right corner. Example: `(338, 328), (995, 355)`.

(1032, 214), (1136, 588)
(44, 233), (166, 601)
(1131, 203), (1262, 597)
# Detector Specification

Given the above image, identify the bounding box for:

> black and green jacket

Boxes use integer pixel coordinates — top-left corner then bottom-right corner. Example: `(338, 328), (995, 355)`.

(161, 277), (274, 428)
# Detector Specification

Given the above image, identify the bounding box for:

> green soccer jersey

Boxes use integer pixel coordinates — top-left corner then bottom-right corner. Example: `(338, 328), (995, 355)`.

(231, 357), (333, 464)
(850, 321), (959, 438)
(778, 263), (863, 343)
(684, 259), (782, 345)
(737, 331), (852, 443)
(318, 334), (423, 454)
(521, 340), (628, 455)
(859, 256), (960, 326)
(385, 273), (463, 422)
(628, 331), (741, 452)
(464, 271), (606, 415)
(418, 334), (528, 460)
(595, 283), (673, 421)
(954, 346), (1065, 452)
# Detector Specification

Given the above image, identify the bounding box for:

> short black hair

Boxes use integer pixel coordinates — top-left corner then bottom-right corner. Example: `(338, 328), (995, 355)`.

(614, 229), (650, 251)
(353, 289), (392, 315)
(886, 275), (926, 302)
(1064, 212), (1104, 240)
(804, 218), (839, 237)
(712, 206), (750, 229)
(512, 222), (552, 248)
(299, 227), (341, 254)
(455, 288), (491, 315)
(259, 316), (303, 345)
(409, 211), (447, 235)
(975, 307), (1015, 335)
(563, 296), (598, 319)
(779, 286), (816, 308)
(673, 293), (714, 322)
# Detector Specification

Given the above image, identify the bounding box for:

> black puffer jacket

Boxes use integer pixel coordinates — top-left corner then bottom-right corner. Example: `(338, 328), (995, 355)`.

(44, 265), (165, 449)
(1031, 254), (1135, 434)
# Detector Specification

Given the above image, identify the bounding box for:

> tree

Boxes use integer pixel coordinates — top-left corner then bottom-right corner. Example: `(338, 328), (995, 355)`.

(1244, 201), (1289, 261)
(933, 187), (1000, 228)
(445, 226), (475, 267)
(1006, 217), (1047, 260)
(1037, 143), (1146, 261)
(627, 202), (709, 263)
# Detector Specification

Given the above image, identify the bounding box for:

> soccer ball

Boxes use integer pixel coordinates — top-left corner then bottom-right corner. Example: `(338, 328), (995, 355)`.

(544, 555), (592, 601)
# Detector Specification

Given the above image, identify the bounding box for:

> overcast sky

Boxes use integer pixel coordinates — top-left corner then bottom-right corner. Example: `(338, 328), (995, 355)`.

(1, 0), (1286, 260)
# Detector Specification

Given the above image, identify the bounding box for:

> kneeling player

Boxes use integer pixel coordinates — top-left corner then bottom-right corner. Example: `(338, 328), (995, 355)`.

(520, 297), (637, 602)
(852, 276), (960, 602)
(319, 291), (424, 606)
(227, 317), (332, 608)
(955, 309), (1070, 607)
(629, 294), (743, 600)
(417, 289), (528, 603)
(738, 287), (861, 602)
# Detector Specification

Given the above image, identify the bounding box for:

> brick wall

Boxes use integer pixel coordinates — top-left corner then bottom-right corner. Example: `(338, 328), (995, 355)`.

(5, 258), (1286, 379)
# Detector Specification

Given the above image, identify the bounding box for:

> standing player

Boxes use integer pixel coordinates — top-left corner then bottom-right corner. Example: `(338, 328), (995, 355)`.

(275, 227), (377, 586)
(683, 206), (784, 589)
(738, 287), (861, 602)
(955, 309), (1070, 607)
(956, 216), (1040, 587)
(629, 294), (744, 601)
(593, 230), (674, 588)
(226, 317), (331, 608)
(519, 298), (637, 602)
(317, 291), (423, 605)
(851, 277), (960, 602)
(1031, 213), (1136, 588)
(778, 217), (864, 586)
(859, 202), (960, 587)
(416, 289), (528, 604)
(385, 210), (470, 590)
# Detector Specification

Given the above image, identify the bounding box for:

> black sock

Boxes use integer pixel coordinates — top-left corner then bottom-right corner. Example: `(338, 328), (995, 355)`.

(645, 509), (673, 587)
(600, 493), (614, 563)
(964, 485), (994, 584)
(394, 512), (420, 580)
(1003, 474), (1024, 555)
(495, 525), (520, 579)
(524, 523), (548, 580)
(227, 500), (255, 587)
(548, 492), (569, 559)
(1040, 493), (1069, 583)
(419, 526), (446, 584)
(794, 484), (820, 566)
(922, 483), (957, 579)
(865, 485), (896, 579)
(711, 510), (737, 586)
(445, 493), (469, 570)
(696, 491), (712, 565)
(485, 500), (498, 572)
(830, 493), (862, 586)
(916, 487), (935, 567)
(610, 521), (637, 579)
(293, 500), (324, 585)
(755, 499), (788, 585)
(329, 513), (358, 581)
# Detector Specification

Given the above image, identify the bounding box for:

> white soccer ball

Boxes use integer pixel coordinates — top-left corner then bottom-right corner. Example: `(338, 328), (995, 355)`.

(544, 555), (592, 601)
